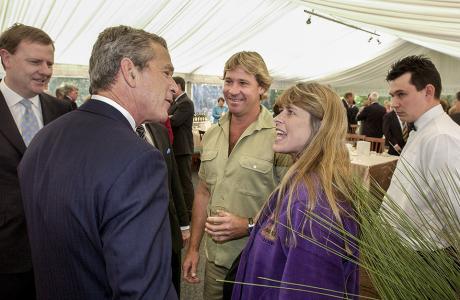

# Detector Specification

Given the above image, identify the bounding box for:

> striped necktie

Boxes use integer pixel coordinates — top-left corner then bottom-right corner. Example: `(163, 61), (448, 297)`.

(19, 99), (40, 146)
(402, 122), (409, 142)
(136, 125), (146, 140)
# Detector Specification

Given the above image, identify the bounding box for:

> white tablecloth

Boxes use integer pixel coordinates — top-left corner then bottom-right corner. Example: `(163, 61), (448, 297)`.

(349, 149), (399, 191)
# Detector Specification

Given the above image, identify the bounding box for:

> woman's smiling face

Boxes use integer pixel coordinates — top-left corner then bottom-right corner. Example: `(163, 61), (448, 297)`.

(273, 104), (312, 155)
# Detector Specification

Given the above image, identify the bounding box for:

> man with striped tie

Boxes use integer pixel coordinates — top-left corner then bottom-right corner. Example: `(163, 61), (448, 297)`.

(0, 23), (72, 299)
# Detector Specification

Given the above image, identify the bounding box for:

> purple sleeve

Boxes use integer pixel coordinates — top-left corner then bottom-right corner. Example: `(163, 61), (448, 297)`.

(277, 198), (359, 299)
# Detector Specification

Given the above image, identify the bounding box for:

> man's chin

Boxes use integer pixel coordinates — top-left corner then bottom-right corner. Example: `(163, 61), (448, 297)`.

(31, 86), (45, 96)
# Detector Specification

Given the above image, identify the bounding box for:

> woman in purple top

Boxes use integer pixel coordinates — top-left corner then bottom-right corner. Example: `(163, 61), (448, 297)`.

(232, 83), (359, 299)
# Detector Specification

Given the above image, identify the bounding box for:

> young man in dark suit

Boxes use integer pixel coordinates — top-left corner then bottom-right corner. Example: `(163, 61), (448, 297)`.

(0, 23), (73, 299)
(18, 26), (178, 299)
(168, 76), (195, 216)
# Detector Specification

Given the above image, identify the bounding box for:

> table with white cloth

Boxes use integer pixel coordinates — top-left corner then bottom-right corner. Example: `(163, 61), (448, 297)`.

(350, 150), (399, 191)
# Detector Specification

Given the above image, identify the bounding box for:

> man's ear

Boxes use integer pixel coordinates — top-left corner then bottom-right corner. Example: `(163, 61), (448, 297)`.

(425, 84), (435, 99)
(0, 49), (12, 69)
(258, 86), (265, 96)
(120, 57), (137, 88)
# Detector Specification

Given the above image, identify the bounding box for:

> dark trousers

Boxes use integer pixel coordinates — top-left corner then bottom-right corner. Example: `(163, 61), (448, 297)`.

(171, 250), (181, 297)
(0, 270), (36, 300)
(175, 154), (194, 215)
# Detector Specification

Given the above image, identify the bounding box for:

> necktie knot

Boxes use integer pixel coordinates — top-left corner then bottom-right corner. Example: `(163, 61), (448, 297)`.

(136, 125), (146, 140)
(20, 98), (33, 108)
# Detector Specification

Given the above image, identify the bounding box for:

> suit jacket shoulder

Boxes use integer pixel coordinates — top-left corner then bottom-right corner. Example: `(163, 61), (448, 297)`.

(40, 93), (73, 124)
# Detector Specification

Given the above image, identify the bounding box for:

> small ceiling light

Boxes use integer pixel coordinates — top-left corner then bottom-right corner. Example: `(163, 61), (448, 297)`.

(306, 16), (311, 24)
(368, 36), (373, 43)
(377, 39), (381, 45)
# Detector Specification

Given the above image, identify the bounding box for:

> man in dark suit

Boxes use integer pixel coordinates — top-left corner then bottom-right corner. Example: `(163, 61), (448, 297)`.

(144, 122), (190, 296)
(168, 76), (195, 215)
(62, 83), (79, 110)
(346, 95), (359, 125)
(0, 23), (73, 299)
(383, 110), (408, 155)
(357, 91), (386, 137)
(18, 25), (178, 299)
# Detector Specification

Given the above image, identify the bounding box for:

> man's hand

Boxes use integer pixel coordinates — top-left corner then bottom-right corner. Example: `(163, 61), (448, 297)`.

(394, 144), (402, 153)
(205, 211), (248, 242)
(181, 228), (190, 248)
(182, 249), (200, 284)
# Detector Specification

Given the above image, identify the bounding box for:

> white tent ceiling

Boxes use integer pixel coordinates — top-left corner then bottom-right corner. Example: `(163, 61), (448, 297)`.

(1, 0), (459, 93)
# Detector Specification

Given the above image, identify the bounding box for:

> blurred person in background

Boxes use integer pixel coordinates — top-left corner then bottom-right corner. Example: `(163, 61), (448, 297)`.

(212, 97), (228, 123)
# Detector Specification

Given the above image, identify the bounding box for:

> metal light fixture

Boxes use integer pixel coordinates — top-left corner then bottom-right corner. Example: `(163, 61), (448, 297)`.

(304, 9), (381, 44)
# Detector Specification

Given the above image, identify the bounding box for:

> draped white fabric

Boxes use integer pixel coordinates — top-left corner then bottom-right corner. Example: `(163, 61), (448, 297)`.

(299, 0), (460, 58)
(1, 0), (459, 92)
(310, 40), (460, 95)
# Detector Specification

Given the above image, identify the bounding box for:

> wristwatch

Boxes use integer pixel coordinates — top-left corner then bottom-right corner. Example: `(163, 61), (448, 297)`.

(247, 217), (254, 235)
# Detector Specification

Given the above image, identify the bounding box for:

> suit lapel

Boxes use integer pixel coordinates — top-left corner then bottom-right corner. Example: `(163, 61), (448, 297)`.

(0, 91), (26, 154)
(146, 123), (167, 154)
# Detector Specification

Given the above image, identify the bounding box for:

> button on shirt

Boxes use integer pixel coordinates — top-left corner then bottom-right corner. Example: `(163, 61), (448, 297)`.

(384, 104), (460, 249)
(0, 79), (44, 132)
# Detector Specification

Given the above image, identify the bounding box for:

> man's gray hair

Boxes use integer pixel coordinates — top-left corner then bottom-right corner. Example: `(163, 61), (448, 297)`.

(369, 91), (379, 103)
(89, 25), (167, 93)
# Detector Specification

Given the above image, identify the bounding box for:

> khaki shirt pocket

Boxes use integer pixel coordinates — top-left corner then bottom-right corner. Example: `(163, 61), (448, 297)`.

(238, 155), (273, 197)
(200, 150), (218, 186)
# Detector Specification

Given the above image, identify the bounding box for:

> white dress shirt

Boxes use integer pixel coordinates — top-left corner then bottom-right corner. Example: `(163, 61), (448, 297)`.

(1, 78), (44, 130)
(385, 104), (460, 248)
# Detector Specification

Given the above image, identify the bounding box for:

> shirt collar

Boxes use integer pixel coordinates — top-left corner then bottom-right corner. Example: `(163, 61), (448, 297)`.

(414, 104), (443, 131)
(174, 92), (186, 102)
(0, 77), (41, 108)
(91, 94), (136, 130)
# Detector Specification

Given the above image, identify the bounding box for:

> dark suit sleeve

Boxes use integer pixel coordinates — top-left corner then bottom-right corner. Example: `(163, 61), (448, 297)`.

(349, 107), (358, 124)
(383, 114), (397, 147)
(100, 149), (175, 299)
(356, 107), (368, 121)
(169, 99), (194, 128)
(170, 149), (190, 226)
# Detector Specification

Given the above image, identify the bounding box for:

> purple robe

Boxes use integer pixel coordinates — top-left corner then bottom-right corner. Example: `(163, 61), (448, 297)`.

(232, 184), (359, 299)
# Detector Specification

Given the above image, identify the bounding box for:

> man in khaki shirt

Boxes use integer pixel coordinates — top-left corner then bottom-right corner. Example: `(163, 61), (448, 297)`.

(182, 51), (290, 299)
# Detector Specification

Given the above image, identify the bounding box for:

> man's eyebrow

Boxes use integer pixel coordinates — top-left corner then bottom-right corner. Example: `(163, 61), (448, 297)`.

(389, 89), (403, 96)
